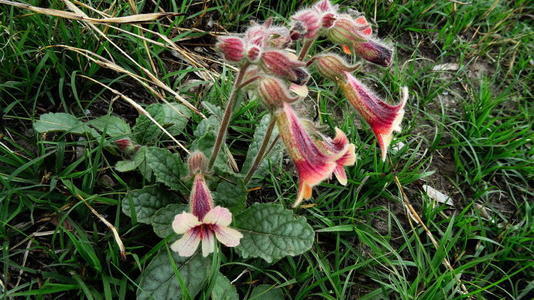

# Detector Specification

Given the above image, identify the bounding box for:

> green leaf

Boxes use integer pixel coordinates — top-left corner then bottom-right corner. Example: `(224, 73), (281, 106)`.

(151, 204), (188, 238)
(122, 186), (174, 224)
(211, 272), (239, 300)
(241, 114), (283, 180)
(137, 251), (210, 300)
(214, 180), (246, 213)
(145, 147), (188, 194)
(34, 113), (97, 136)
(133, 103), (191, 145)
(235, 203), (314, 263)
(115, 148), (146, 172)
(88, 115), (131, 137)
(249, 284), (284, 300)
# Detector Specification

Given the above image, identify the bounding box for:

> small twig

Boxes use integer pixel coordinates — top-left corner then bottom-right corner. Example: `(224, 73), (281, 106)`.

(393, 176), (471, 297)
(76, 194), (126, 260)
(243, 116), (276, 184)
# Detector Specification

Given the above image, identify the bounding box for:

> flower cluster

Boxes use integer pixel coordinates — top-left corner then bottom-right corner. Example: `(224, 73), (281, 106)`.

(170, 0), (408, 257)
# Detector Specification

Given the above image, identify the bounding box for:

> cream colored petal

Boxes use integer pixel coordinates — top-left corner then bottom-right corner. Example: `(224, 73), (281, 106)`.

(201, 231), (215, 257)
(202, 206), (232, 226)
(170, 231), (200, 257)
(172, 212), (201, 234)
(214, 226), (243, 247)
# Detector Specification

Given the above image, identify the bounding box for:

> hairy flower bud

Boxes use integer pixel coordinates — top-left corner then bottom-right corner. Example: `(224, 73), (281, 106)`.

(257, 76), (299, 108)
(310, 53), (359, 81)
(260, 50), (307, 83)
(291, 9), (322, 39)
(314, 0), (335, 13)
(216, 36), (245, 62)
(115, 138), (138, 154)
(188, 151), (208, 176)
(352, 40), (393, 67)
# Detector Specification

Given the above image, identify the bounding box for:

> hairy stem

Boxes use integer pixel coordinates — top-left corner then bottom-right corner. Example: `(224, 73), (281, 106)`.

(208, 62), (249, 169)
(298, 38), (316, 61)
(243, 116), (277, 184)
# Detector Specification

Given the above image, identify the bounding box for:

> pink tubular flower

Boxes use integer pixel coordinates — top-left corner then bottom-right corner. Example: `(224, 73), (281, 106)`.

(216, 36), (245, 62)
(339, 72), (408, 161)
(171, 152), (243, 257)
(274, 102), (356, 207)
(260, 50), (308, 83)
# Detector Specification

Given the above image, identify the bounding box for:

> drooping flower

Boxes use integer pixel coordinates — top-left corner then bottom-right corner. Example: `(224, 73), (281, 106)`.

(326, 15), (392, 67)
(351, 39), (392, 67)
(309, 53), (359, 81)
(257, 76), (299, 108)
(260, 50), (308, 83)
(216, 36), (245, 62)
(171, 152), (243, 257)
(339, 72), (408, 161)
(274, 102), (356, 207)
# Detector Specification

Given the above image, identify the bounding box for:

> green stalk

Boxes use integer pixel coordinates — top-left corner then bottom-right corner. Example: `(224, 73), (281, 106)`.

(208, 62), (249, 169)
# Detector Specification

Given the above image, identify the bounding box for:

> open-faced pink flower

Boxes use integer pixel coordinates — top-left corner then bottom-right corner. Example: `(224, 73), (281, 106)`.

(244, 19), (291, 49)
(171, 152), (243, 257)
(339, 72), (408, 161)
(274, 102), (356, 207)
(317, 128), (357, 185)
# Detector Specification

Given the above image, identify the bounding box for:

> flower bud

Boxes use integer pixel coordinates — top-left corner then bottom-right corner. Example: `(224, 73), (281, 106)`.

(188, 151), (208, 176)
(115, 138), (138, 154)
(260, 50), (307, 82)
(291, 9), (322, 39)
(310, 53), (359, 81)
(257, 76), (298, 108)
(314, 0), (335, 13)
(246, 45), (262, 62)
(216, 36), (245, 62)
(352, 40), (393, 67)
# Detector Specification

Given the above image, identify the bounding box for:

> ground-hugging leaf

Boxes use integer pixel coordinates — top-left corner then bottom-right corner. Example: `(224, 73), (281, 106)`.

(87, 115), (131, 137)
(122, 186), (175, 224)
(214, 180), (246, 214)
(145, 147), (188, 194)
(151, 204), (188, 238)
(249, 284), (284, 300)
(115, 147), (146, 172)
(34, 113), (97, 136)
(234, 203), (314, 263)
(211, 272), (239, 300)
(137, 251), (210, 300)
(133, 103), (191, 144)
(241, 114), (283, 180)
